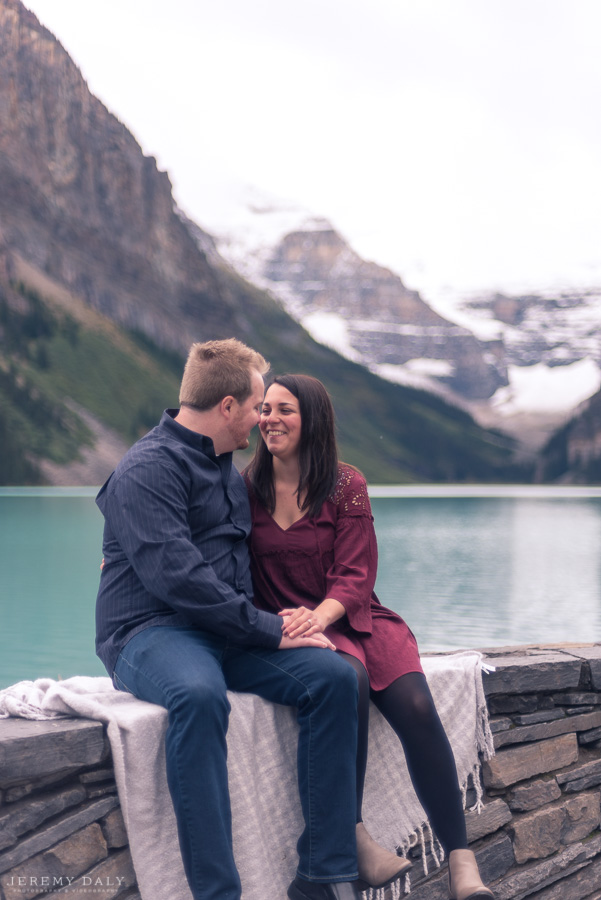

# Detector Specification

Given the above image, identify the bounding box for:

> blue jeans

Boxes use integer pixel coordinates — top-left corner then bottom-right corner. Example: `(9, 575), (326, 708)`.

(113, 625), (359, 900)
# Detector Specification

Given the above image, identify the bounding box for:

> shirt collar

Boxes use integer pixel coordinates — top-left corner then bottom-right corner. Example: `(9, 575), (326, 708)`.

(161, 409), (227, 459)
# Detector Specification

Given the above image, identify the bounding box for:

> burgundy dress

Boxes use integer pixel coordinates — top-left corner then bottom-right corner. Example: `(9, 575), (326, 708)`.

(246, 464), (423, 691)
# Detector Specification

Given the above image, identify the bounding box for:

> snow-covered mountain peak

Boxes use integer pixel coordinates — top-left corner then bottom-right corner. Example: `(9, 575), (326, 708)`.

(181, 180), (601, 456)
(202, 184), (333, 284)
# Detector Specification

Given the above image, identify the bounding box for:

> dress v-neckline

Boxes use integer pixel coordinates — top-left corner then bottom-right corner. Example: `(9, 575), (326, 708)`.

(269, 510), (309, 533)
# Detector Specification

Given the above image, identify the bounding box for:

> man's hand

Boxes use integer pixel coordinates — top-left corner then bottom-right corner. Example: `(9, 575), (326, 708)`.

(279, 628), (336, 651)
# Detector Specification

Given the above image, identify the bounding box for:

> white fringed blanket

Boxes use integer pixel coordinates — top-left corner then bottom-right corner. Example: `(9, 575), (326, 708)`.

(0, 651), (493, 900)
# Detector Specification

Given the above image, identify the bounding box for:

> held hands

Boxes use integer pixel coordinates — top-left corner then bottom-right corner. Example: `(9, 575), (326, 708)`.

(279, 598), (346, 643)
(280, 606), (327, 640)
(278, 626), (336, 651)
(279, 608), (335, 650)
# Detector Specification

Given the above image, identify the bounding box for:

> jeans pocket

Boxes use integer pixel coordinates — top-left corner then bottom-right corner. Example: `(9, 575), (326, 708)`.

(112, 667), (133, 695)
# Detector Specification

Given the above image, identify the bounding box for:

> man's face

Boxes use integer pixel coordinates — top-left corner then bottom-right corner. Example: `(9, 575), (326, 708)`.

(226, 369), (265, 451)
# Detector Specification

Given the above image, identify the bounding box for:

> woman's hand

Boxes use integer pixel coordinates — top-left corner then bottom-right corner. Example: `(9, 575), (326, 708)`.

(279, 598), (346, 639)
(280, 607), (326, 639)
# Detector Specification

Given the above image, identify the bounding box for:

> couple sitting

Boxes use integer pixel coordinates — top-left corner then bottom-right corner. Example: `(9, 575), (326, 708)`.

(95, 339), (493, 900)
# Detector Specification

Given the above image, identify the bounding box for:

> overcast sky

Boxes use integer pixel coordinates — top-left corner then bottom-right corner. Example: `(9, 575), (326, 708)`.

(23, 0), (601, 300)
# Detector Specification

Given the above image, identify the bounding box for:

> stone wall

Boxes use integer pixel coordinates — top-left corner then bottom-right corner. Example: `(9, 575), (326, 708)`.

(1, 643), (600, 900)
(408, 643), (601, 900)
(0, 719), (139, 900)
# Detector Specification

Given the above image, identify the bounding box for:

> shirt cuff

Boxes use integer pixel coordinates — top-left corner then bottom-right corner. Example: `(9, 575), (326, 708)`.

(254, 608), (284, 648)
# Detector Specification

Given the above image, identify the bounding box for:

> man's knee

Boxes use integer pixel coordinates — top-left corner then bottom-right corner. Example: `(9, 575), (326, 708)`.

(170, 677), (230, 726)
(310, 651), (359, 706)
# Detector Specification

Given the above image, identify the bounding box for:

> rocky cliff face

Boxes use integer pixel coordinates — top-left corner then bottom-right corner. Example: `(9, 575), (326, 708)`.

(262, 227), (507, 400)
(0, 0), (521, 485)
(0, 0), (246, 353)
(461, 288), (601, 369)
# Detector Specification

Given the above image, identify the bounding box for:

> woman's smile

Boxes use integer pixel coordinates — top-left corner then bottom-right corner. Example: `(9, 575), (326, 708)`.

(260, 384), (302, 460)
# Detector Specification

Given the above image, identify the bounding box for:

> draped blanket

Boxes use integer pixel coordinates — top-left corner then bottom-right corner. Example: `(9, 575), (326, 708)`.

(0, 651), (493, 899)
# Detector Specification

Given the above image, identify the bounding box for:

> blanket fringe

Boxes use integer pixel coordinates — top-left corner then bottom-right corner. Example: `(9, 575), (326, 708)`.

(469, 761), (485, 813)
(360, 876), (407, 900)
(370, 752), (490, 895)
(475, 654), (496, 762)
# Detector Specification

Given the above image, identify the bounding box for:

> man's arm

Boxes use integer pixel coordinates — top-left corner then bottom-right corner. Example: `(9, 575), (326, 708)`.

(100, 460), (283, 649)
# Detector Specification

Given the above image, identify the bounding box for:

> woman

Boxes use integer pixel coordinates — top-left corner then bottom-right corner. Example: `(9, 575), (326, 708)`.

(244, 374), (494, 900)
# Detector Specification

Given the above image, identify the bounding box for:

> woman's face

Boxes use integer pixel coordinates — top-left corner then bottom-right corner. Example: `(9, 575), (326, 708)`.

(260, 383), (302, 462)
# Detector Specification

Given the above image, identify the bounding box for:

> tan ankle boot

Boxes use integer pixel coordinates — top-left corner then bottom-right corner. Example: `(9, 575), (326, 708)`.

(448, 849), (494, 900)
(356, 822), (412, 889)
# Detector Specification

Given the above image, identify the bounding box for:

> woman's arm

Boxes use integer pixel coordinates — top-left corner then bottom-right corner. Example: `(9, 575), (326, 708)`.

(281, 466), (377, 639)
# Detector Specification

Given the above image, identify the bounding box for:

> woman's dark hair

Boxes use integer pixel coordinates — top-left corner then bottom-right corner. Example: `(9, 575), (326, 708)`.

(246, 374), (339, 518)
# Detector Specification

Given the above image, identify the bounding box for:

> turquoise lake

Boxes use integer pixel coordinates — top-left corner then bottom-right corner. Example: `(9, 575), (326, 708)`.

(1, 486), (601, 689)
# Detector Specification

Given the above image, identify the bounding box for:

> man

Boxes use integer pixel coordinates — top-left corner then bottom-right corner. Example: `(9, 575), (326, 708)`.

(95, 339), (360, 900)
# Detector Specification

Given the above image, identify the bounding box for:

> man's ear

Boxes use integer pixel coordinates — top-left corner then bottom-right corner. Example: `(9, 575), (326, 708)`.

(220, 395), (236, 419)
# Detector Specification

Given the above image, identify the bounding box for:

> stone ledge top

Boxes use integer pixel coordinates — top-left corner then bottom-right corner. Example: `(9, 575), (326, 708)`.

(0, 718), (107, 787)
(423, 642), (601, 665)
(474, 644), (601, 696)
(0, 717), (102, 740)
(476, 642), (601, 658)
(483, 662), (580, 696)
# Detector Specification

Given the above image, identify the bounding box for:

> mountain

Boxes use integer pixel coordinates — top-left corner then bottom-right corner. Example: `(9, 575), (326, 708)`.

(0, 0), (521, 485)
(459, 287), (601, 370)
(0, 0), (238, 354)
(208, 190), (507, 402)
(536, 387), (601, 483)
(208, 191), (601, 460)
(448, 287), (601, 456)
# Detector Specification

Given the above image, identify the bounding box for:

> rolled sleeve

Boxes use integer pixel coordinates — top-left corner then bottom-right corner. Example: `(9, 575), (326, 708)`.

(324, 514), (375, 634)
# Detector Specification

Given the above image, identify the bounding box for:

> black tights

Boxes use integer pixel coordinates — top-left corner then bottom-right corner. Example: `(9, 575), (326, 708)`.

(338, 653), (467, 854)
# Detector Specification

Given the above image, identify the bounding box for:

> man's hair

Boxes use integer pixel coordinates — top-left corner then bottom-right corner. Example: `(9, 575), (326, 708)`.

(179, 339), (269, 411)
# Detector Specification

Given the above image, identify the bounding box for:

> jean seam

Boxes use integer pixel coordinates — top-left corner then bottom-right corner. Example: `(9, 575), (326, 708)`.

(112, 670), (132, 694)
(295, 871), (359, 883)
(300, 700), (314, 878)
(237, 647), (316, 701)
(171, 698), (207, 897)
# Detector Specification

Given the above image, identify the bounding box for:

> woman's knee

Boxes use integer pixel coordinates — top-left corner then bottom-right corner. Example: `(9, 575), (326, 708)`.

(378, 673), (441, 730)
(406, 685), (437, 722)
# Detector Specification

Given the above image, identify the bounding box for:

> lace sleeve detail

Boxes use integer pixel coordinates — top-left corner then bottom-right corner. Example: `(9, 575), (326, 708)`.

(330, 464), (372, 516)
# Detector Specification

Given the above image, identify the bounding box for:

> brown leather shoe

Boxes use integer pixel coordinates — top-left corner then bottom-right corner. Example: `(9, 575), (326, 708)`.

(448, 849), (494, 900)
(356, 822), (412, 888)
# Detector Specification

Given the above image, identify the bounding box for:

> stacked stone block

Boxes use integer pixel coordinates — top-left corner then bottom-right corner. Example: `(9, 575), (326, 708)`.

(0, 719), (139, 900)
(1, 643), (600, 899)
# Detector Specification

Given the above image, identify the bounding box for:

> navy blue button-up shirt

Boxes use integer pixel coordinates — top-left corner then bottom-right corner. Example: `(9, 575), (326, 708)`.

(95, 409), (282, 674)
